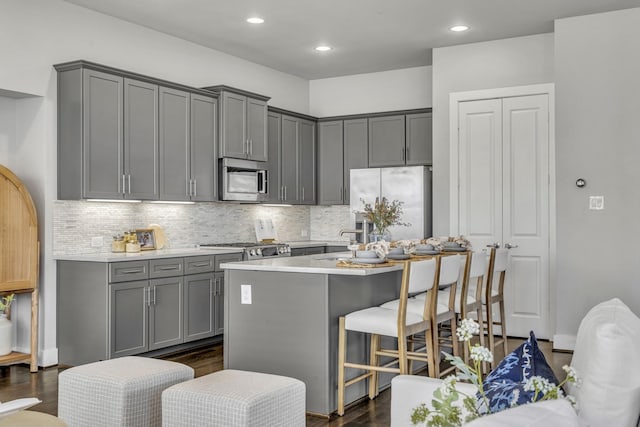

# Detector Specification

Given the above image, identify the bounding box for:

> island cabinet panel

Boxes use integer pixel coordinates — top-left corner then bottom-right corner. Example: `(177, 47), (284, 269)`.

(224, 268), (402, 415)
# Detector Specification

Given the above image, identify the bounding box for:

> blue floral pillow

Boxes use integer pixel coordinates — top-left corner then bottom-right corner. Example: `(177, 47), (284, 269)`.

(477, 331), (559, 414)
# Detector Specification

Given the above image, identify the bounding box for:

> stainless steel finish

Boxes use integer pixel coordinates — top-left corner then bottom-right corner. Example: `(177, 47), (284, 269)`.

(200, 241), (291, 261)
(121, 175), (126, 194)
(219, 157), (268, 202)
(504, 243), (518, 249)
(339, 228), (366, 245)
(350, 166), (432, 241)
(192, 179), (197, 197)
(302, 187), (305, 200)
(284, 185), (287, 201)
(487, 242), (500, 248)
(127, 174), (131, 194)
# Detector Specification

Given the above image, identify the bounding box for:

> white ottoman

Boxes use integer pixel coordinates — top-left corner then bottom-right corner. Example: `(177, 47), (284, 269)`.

(162, 369), (306, 427)
(58, 356), (194, 427)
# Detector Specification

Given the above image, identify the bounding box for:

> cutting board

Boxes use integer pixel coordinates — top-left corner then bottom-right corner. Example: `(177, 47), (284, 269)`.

(255, 218), (276, 243)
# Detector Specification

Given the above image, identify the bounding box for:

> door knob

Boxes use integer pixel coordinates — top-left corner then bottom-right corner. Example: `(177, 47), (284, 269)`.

(504, 243), (518, 249)
(486, 242), (500, 248)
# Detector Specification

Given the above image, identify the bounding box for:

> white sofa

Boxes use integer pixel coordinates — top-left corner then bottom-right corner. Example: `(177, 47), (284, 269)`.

(391, 298), (640, 427)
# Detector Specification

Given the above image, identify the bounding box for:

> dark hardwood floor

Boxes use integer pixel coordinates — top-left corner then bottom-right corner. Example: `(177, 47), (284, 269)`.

(0, 339), (571, 426)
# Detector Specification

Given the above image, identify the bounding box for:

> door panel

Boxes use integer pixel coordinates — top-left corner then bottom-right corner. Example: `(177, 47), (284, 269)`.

(221, 92), (247, 158)
(159, 87), (190, 201)
(502, 94), (549, 338)
(299, 119), (316, 204)
(280, 115), (298, 203)
(458, 99), (502, 250)
(457, 93), (550, 338)
(190, 94), (217, 201)
(247, 98), (268, 161)
(318, 121), (344, 205)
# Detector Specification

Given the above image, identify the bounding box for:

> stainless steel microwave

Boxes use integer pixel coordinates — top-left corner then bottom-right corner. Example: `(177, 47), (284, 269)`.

(219, 158), (268, 202)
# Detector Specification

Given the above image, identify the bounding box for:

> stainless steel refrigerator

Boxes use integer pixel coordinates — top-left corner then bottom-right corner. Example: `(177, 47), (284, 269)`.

(350, 166), (432, 241)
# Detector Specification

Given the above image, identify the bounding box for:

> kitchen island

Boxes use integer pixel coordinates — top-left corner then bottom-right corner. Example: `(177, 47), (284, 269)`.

(221, 253), (404, 416)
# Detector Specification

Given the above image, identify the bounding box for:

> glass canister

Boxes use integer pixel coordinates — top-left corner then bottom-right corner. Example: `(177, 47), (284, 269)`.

(112, 235), (125, 253)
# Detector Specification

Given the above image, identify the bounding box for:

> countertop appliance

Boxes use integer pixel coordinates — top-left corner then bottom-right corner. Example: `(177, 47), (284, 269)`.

(219, 158), (268, 202)
(350, 166), (432, 242)
(199, 242), (291, 260)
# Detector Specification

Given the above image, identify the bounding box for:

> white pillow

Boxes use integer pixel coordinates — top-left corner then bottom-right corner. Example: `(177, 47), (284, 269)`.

(465, 399), (584, 427)
(567, 298), (640, 427)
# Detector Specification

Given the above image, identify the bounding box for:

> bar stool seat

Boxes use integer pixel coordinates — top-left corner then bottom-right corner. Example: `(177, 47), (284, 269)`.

(345, 306), (428, 336)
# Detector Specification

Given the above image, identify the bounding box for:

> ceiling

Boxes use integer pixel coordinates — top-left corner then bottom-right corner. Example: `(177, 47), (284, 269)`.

(62, 0), (639, 80)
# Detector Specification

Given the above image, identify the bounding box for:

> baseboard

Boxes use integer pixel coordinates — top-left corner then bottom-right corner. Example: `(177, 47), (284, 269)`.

(13, 346), (58, 367)
(552, 334), (576, 351)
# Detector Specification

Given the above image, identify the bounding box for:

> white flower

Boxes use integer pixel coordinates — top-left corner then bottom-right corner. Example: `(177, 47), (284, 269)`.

(457, 318), (480, 341)
(523, 376), (555, 395)
(565, 395), (577, 407)
(439, 375), (457, 397)
(510, 388), (520, 407)
(470, 345), (493, 363)
(562, 365), (581, 386)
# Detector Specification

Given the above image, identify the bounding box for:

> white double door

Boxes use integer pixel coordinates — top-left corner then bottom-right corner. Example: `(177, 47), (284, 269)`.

(452, 88), (552, 339)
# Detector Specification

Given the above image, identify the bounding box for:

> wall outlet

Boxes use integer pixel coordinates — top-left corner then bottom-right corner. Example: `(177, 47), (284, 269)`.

(90, 236), (104, 248)
(589, 196), (604, 210)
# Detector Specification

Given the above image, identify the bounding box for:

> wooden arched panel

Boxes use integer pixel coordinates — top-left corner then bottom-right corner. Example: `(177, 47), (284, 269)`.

(0, 164), (39, 293)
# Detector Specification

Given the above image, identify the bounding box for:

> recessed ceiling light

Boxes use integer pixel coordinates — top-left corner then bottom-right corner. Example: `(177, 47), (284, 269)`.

(315, 45), (332, 52)
(246, 17), (264, 24)
(450, 25), (469, 32)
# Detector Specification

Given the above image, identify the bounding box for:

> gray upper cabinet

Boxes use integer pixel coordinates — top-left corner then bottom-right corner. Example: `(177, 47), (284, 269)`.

(318, 118), (368, 205)
(56, 61), (219, 202)
(298, 119), (316, 205)
(123, 78), (159, 200)
(343, 118), (368, 203)
(368, 112), (432, 167)
(209, 86), (269, 162)
(405, 112), (432, 165)
(318, 121), (344, 205)
(368, 115), (406, 167)
(190, 94), (218, 201)
(267, 110), (316, 205)
(266, 111), (282, 203)
(159, 87), (190, 201)
(280, 115), (299, 204)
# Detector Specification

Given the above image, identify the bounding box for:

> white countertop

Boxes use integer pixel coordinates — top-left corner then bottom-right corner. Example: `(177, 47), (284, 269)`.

(220, 252), (403, 276)
(54, 247), (244, 262)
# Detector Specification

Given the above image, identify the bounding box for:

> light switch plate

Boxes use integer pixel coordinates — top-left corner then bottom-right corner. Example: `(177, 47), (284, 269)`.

(241, 284), (252, 304)
(589, 196), (604, 210)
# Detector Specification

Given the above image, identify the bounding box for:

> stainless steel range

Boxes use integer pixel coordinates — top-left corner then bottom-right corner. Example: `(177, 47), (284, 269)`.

(200, 242), (291, 260)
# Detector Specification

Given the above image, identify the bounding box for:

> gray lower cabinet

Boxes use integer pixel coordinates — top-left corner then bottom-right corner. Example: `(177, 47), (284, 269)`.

(57, 252), (241, 366)
(317, 118), (368, 205)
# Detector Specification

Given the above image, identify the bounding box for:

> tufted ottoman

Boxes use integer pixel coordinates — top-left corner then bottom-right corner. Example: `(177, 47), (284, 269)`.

(58, 356), (194, 427)
(161, 369), (306, 427)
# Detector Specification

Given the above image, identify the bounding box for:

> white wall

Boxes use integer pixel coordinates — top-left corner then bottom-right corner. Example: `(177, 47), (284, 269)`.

(431, 34), (554, 235)
(309, 66), (432, 117)
(554, 8), (640, 341)
(0, 0), (311, 366)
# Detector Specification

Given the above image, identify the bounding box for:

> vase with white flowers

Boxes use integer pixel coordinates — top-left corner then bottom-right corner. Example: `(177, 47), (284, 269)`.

(411, 318), (580, 426)
(0, 294), (15, 356)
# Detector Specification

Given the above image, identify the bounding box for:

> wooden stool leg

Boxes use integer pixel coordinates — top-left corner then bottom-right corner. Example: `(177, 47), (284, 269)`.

(425, 327), (436, 378)
(397, 333), (408, 375)
(499, 300), (509, 358)
(368, 334), (380, 399)
(476, 305), (487, 374)
(450, 319), (460, 358)
(486, 303), (496, 370)
(337, 316), (347, 416)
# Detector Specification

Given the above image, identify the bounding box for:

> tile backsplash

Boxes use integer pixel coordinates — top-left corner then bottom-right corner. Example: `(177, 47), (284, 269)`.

(53, 201), (351, 255)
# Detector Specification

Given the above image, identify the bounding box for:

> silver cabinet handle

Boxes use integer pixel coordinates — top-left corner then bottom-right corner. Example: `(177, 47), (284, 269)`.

(486, 242), (500, 248)
(157, 265), (179, 271)
(192, 179), (197, 197)
(401, 147), (405, 161)
(146, 287), (151, 306)
(122, 175), (126, 195)
(127, 175), (131, 194)
(302, 187), (305, 201)
(249, 139), (253, 156)
(152, 286), (156, 305)
(504, 243), (519, 249)
(191, 262), (211, 268)
(406, 147), (410, 161)
(120, 267), (144, 275)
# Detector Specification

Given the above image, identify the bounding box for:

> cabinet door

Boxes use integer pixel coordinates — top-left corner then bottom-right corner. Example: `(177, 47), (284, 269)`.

(317, 121), (344, 205)
(214, 272), (225, 335)
(124, 78), (159, 200)
(183, 273), (215, 342)
(280, 115), (299, 203)
(247, 98), (268, 161)
(159, 87), (190, 201)
(290, 248), (306, 257)
(343, 118), (368, 204)
(368, 115), (406, 167)
(110, 280), (148, 358)
(406, 112), (432, 165)
(190, 94), (218, 201)
(82, 69), (124, 199)
(299, 119), (316, 204)
(266, 112), (282, 203)
(148, 277), (184, 350)
(220, 92), (247, 159)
